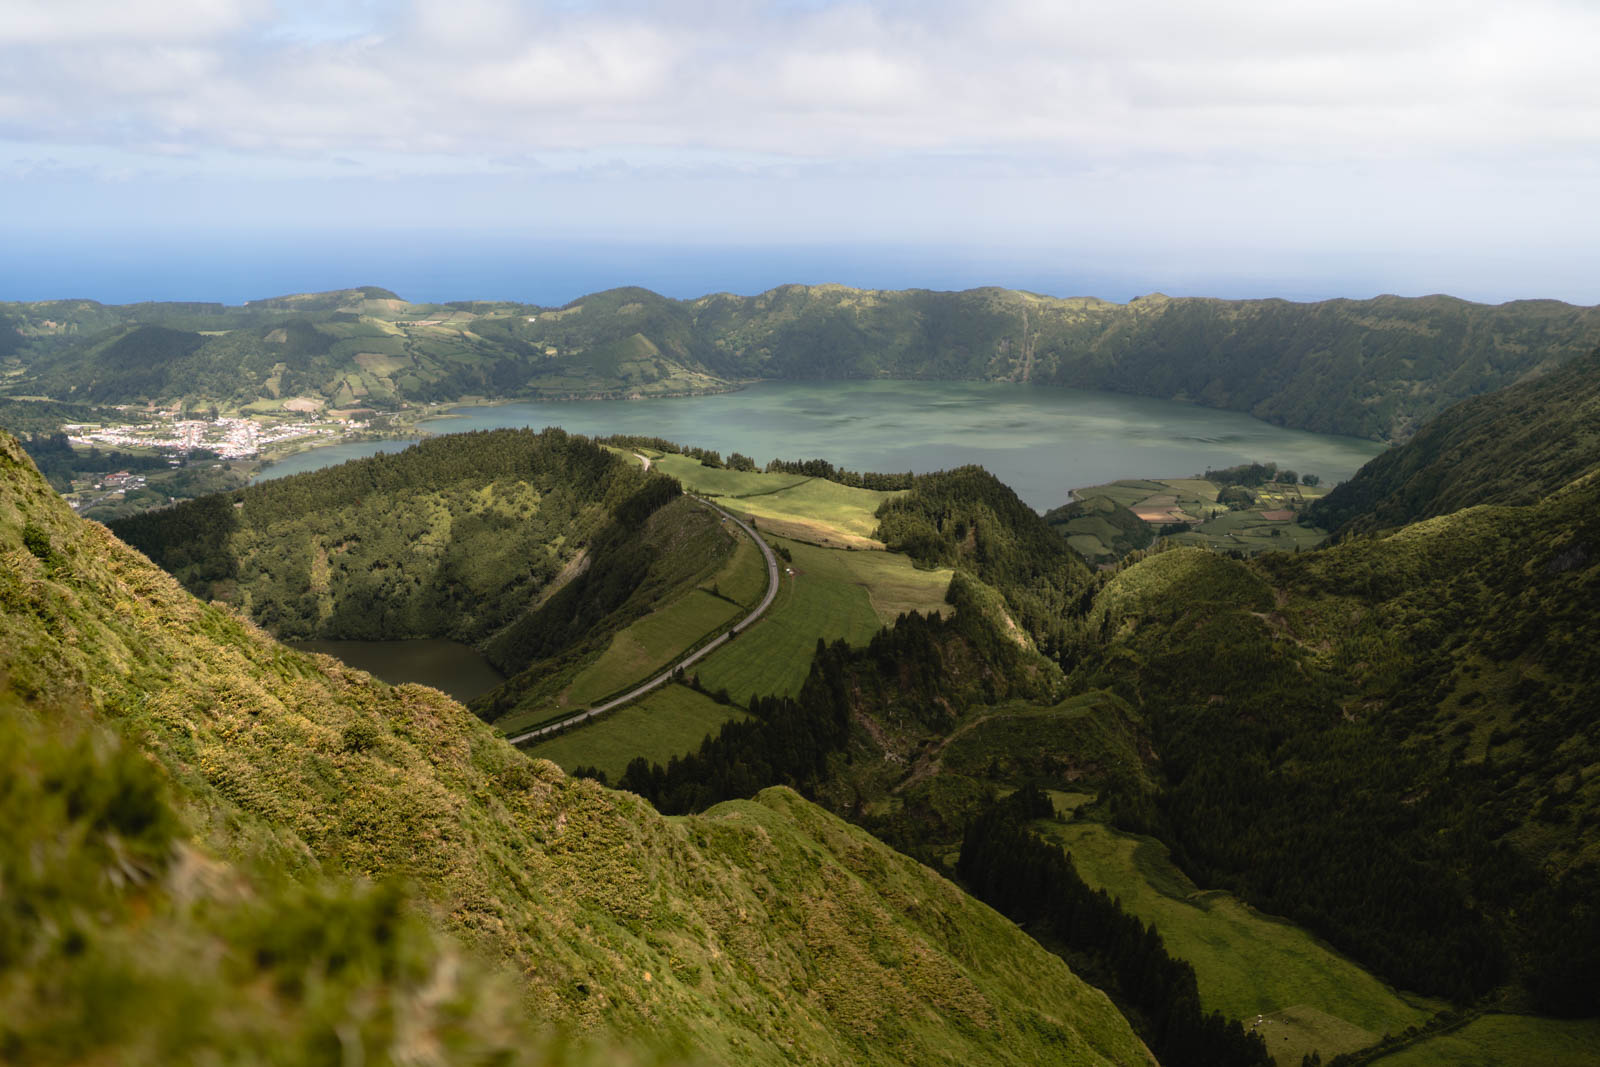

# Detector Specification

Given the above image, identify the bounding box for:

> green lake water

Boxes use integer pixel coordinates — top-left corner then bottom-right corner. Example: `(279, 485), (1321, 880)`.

(257, 380), (1387, 510)
(290, 639), (505, 704)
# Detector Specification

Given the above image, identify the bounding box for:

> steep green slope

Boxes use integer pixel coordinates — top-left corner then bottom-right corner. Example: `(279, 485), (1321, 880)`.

(1075, 467), (1600, 1011)
(0, 428), (1152, 1065)
(9, 285), (1600, 440)
(0, 697), (595, 1067)
(1309, 347), (1600, 536)
(877, 465), (1096, 660)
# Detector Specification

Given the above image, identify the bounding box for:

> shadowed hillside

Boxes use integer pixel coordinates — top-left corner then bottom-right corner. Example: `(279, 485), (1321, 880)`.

(1308, 347), (1600, 537)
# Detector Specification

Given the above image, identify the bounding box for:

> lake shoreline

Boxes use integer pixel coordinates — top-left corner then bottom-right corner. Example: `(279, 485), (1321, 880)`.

(255, 380), (1387, 510)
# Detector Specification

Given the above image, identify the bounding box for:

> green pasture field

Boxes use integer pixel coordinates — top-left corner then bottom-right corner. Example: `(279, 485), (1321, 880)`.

(704, 532), (768, 607)
(529, 683), (748, 782)
(692, 537), (952, 704)
(1368, 1013), (1600, 1067)
(1070, 477), (1334, 559)
(653, 454), (897, 548)
(650, 453), (808, 496)
(563, 588), (740, 708)
(1170, 513), (1327, 553)
(1034, 819), (1436, 1065)
(1073, 479), (1170, 508)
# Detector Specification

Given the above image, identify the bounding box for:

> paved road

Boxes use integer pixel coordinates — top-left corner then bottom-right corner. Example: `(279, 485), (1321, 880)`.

(504, 497), (780, 746)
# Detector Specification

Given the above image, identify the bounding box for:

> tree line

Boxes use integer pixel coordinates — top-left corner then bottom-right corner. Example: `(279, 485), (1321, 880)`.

(958, 787), (1273, 1067)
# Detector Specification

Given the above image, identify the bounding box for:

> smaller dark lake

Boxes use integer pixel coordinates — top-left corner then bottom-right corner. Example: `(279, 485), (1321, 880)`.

(290, 638), (505, 704)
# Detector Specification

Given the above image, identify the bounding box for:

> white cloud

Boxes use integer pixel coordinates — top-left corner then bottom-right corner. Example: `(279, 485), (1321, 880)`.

(3, 0), (1600, 300)
(0, 0), (1593, 165)
(0, 0), (265, 44)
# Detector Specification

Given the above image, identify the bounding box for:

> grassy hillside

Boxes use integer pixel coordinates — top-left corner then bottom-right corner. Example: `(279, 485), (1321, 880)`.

(1309, 347), (1600, 536)
(532, 682), (752, 784)
(1032, 819), (1436, 1064)
(1044, 493), (1155, 565)
(108, 428), (674, 651)
(0, 427), (1153, 1065)
(1073, 464), (1600, 1013)
(651, 451), (897, 548)
(1369, 1014), (1600, 1066)
(9, 285), (1600, 441)
(689, 535), (952, 705)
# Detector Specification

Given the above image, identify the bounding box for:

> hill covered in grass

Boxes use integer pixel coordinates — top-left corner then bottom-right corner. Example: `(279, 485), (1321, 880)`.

(0, 428), (1156, 1065)
(1070, 471), (1600, 1013)
(1308, 346), (1600, 537)
(7, 285), (1600, 441)
(109, 429), (673, 647)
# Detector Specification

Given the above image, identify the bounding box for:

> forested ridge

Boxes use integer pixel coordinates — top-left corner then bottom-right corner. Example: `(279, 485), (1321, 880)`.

(8, 284), (1600, 440)
(110, 428), (689, 673)
(876, 465), (1096, 660)
(1308, 346), (1600, 536)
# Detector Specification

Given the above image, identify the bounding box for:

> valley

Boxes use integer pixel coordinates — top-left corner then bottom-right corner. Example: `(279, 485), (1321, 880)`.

(2, 287), (1598, 1066)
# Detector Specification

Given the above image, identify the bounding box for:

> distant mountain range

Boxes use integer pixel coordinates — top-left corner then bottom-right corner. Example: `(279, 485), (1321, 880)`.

(5, 284), (1600, 441)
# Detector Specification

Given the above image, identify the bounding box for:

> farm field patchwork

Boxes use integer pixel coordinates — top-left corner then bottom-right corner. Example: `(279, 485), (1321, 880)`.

(1068, 476), (1333, 559)
(1034, 818), (1435, 1065)
(529, 683), (749, 782)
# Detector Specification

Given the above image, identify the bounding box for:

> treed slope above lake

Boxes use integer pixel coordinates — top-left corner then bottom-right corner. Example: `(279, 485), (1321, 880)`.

(1308, 346), (1600, 537)
(107, 428), (754, 723)
(6, 284), (1600, 441)
(0, 426), (1155, 1066)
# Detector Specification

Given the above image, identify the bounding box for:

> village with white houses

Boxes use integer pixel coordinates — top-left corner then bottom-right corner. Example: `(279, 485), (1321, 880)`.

(64, 411), (352, 460)
(39, 405), (389, 519)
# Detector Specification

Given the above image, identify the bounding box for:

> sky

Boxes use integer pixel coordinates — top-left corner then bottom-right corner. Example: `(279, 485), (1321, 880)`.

(5, 0), (1600, 305)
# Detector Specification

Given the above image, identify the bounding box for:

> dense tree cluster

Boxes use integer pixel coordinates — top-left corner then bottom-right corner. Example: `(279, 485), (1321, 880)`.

(875, 466), (1094, 660)
(1202, 460), (1285, 488)
(21, 432), (171, 490)
(957, 788), (1272, 1067)
(619, 608), (1040, 814)
(112, 428), (674, 659)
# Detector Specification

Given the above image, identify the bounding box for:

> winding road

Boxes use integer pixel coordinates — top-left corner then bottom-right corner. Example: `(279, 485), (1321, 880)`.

(504, 496), (780, 746)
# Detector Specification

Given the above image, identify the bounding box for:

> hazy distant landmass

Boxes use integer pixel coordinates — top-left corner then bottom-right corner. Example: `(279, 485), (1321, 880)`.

(5, 284), (1599, 443)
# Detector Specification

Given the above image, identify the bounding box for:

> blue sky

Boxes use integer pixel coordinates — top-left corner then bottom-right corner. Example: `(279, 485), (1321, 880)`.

(5, 0), (1600, 305)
